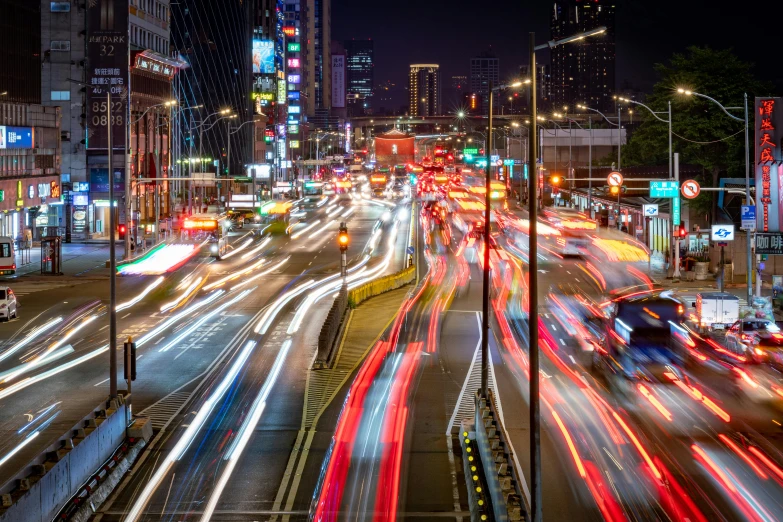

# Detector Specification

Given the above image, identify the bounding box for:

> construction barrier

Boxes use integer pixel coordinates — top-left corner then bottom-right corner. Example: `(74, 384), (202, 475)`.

(348, 265), (415, 308)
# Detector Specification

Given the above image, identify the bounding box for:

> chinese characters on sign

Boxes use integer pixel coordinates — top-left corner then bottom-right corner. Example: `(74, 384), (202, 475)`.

(134, 55), (174, 78)
(755, 97), (783, 232)
(86, 0), (128, 150)
(756, 232), (783, 255)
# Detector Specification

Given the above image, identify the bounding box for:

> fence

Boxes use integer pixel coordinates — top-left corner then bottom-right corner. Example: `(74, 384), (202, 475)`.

(348, 265), (416, 308)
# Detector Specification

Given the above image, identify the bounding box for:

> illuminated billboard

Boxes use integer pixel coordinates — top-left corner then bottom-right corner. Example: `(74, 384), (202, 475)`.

(252, 40), (274, 74)
(0, 126), (33, 149)
(287, 42), (300, 52)
(287, 74), (301, 84)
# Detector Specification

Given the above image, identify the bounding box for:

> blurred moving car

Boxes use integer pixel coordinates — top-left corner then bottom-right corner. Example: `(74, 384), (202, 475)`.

(0, 286), (18, 320)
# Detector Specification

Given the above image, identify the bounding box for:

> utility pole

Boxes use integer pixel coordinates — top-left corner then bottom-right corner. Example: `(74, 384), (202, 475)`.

(528, 31), (541, 522)
(108, 90), (117, 399)
(481, 81), (493, 398)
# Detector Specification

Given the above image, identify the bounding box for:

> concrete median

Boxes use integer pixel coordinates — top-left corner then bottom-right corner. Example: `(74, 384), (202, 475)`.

(0, 395), (149, 522)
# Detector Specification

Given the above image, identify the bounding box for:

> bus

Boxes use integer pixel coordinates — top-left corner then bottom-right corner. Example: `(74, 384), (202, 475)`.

(545, 209), (596, 257)
(258, 200), (292, 235)
(181, 215), (230, 259)
(369, 172), (388, 197)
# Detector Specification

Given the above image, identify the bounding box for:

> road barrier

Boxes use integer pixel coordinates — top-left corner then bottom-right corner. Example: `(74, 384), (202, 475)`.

(459, 420), (492, 521)
(348, 265), (415, 308)
(473, 391), (525, 521)
(315, 285), (349, 368)
(0, 396), (145, 522)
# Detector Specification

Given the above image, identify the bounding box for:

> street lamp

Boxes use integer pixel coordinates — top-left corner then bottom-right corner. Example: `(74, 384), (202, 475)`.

(481, 78), (527, 398)
(527, 26), (605, 522)
(677, 88), (751, 300)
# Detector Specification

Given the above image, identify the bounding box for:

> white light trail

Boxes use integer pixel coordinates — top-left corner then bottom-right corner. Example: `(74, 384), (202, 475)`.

(123, 340), (258, 522)
(116, 276), (165, 311)
(198, 339), (292, 522)
(160, 277), (203, 312)
(309, 220), (335, 240)
(241, 237), (271, 259)
(290, 220), (322, 239)
(219, 237), (254, 260)
(0, 317), (63, 363)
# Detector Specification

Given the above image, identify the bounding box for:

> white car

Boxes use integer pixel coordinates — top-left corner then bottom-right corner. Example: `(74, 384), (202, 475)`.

(0, 287), (17, 320)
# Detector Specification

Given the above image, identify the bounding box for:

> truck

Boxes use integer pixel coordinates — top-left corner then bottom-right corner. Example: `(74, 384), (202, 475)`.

(695, 292), (740, 331)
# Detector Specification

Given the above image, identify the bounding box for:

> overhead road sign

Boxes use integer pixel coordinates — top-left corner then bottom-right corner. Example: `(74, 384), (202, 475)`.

(681, 179), (701, 199)
(607, 172), (623, 187)
(650, 181), (679, 198)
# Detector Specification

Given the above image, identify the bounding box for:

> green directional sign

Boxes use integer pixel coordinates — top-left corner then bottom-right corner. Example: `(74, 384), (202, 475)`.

(673, 196), (680, 225)
(463, 147), (478, 155)
(650, 181), (679, 198)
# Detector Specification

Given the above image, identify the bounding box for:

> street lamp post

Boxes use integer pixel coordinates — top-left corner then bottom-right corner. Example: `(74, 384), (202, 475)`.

(678, 88), (752, 300)
(482, 79), (525, 397)
(529, 26), (606, 522)
(617, 97), (676, 274)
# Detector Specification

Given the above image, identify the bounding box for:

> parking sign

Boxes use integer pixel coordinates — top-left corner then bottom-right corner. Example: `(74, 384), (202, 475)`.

(741, 205), (756, 231)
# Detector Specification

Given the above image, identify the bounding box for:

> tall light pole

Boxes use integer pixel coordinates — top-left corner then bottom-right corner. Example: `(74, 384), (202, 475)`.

(482, 79), (525, 397)
(678, 88), (751, 300)
(529, 26), (606, 522)
(617, 96), (676, 273)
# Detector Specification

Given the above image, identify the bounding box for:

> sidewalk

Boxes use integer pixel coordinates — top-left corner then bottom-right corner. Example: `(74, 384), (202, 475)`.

(11, 243), (115, 279)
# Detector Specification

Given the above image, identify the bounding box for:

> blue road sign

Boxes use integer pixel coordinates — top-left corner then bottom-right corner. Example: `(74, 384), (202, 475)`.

(649, 181), (679, 198)
(407, 246), (414, 255)
(741, 205), (756, 230)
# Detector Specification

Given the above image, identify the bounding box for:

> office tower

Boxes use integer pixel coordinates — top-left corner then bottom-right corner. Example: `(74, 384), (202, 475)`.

(409, 64), (440, 117)
(551, 0), (615, 112)
(2, 0), (41, 104)
(344, 39), (374, 115)
(470, 51), (499, 115)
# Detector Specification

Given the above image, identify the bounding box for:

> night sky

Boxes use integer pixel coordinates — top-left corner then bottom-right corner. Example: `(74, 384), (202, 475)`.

(332, 0), (783, 110)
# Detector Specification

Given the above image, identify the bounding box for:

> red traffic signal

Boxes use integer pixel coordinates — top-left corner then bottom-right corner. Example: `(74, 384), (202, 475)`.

(118, 224), (127, 239)
(678, 221), (687, 239)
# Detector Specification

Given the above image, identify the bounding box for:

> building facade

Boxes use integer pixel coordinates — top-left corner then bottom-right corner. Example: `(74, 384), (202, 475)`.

(409, 64), (440, 117)
(42, 0), (184, 240)
(470, 51), (498, 115)
(1, 0), (41, 105)
(344, 39), (373, 116)
(550, 0), (616, 112)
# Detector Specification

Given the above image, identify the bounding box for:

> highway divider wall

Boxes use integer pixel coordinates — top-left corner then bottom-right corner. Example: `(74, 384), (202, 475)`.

(474, 392), (526, 521)
(347, 265), (415, 308)
(315, 285), (349, 368)
(0, 397), (130, 522)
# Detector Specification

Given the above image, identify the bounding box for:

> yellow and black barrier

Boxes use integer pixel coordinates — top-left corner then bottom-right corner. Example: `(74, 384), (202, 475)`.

(348, 265), (416, 308)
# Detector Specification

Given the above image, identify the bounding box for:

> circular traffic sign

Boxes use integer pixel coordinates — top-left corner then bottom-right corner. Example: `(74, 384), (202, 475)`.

(681, 179), (701, 199)
(495, 159), (503, 167)
(607, 171), (623, 187)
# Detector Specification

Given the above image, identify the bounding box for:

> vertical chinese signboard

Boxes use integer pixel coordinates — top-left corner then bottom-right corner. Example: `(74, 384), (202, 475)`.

(86, 0), (128, 150)
(755, 97), (783, 232)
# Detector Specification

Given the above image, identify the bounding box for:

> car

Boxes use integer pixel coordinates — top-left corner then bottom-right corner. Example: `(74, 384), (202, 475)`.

(0, 287), (18, 320)
(724, 319), (783, 363)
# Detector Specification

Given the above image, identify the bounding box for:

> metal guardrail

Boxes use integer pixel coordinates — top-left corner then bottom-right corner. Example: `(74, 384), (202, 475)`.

(474, 391), (525, 521)
(314, 285), (348, 368)
(347, 265), (415, 307)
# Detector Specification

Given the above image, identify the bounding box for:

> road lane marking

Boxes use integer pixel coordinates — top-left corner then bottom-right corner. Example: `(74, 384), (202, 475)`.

(94, 378), (110, 387)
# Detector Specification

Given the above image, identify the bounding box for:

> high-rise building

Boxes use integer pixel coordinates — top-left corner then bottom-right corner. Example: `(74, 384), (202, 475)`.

(304, 0), (331, 119)
(550, 0), (615, 112)
(1, 0), (41, 104)
(470, 51), (499, 115)
(172, 0), (255, 180)
(446, 75), (467, 111)
(519, 63), (552, 111)
(409, 64), (440, 117)
(344, 39), (373, 116)
(41, 0), (184, 240)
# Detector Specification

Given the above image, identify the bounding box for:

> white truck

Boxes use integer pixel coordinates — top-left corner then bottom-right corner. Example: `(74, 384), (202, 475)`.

(696, 292), (740, 331)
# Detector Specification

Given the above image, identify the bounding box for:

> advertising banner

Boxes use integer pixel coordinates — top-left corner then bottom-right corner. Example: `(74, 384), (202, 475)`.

(755, 97), (783, 232)
(0, 127), (33, 149)
(252, 40), (274, 74)
(331, 54), (346, 108)
(90, 167), (125, 193)
(86, 0), (129, 150)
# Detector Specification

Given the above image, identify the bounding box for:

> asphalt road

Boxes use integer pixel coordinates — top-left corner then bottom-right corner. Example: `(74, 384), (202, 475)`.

(0, 191), (407, 500)
(91, 192), (412, 521)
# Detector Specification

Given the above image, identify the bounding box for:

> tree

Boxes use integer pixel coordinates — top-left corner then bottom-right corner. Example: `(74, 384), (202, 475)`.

(621, 47), (772, 221)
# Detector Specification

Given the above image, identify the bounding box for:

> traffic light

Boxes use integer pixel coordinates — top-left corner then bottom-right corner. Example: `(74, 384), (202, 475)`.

(678, 221), (687, 239)
(338, 223), (349, 252)
(123, 337), (137, 381)
(547, 175), (561, 186)
(118, 224), (127, 239)
(609, 186), (620, 195)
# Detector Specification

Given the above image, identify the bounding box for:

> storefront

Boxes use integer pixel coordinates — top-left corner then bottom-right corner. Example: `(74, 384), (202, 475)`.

(0, 176), (62, 241)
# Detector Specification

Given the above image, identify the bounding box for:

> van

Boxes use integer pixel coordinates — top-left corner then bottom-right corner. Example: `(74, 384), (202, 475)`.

(0, 237), (16, 276)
